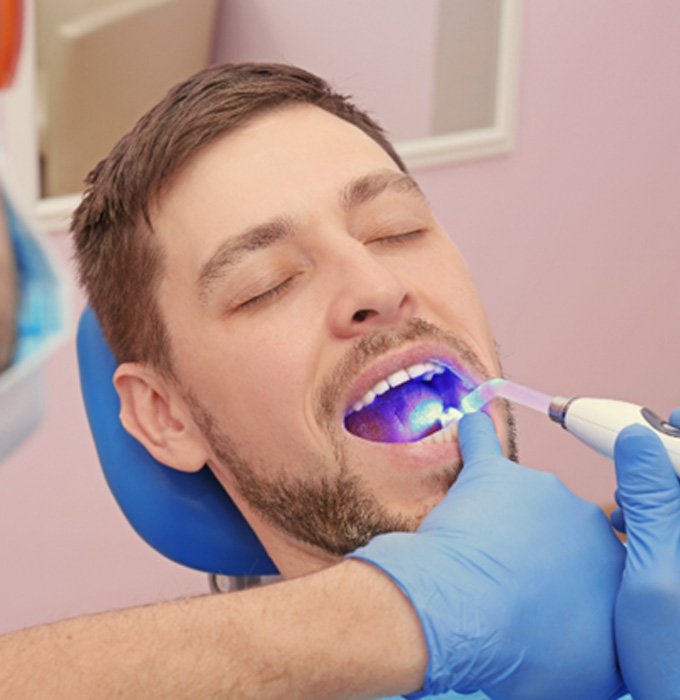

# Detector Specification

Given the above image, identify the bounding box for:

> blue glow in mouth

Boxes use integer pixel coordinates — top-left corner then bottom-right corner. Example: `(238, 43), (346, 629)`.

(408, 397), (446, 434)
(344, 365), (468, 443)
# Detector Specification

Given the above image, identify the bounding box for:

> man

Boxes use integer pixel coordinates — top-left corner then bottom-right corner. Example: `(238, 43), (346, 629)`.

(72, 63), (517, 577)
(0, 63), (676, 699)
(65, 62), (624, 698)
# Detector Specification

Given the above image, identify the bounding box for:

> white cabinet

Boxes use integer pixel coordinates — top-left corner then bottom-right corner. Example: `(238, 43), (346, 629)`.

(1, 0), (217, 233)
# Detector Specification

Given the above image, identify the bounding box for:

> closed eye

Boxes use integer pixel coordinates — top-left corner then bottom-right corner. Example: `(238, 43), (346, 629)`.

(369, 229), (426, 246)
(237, 275), (297, 310)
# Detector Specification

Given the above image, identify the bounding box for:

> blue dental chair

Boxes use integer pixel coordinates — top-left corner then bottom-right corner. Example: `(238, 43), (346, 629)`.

(76, 307), (278, 578)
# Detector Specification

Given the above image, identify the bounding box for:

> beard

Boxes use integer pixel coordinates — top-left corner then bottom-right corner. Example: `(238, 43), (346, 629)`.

(184, 318), (518, 557)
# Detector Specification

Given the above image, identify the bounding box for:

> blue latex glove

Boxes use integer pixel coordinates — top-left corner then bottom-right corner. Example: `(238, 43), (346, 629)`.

(350, 412), (626, 700)
(613, 408), (680, 700)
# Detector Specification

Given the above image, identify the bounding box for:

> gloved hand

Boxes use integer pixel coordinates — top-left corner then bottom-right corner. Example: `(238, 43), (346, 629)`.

(350, 412), (626, 700)
(613, 408), (680, 700)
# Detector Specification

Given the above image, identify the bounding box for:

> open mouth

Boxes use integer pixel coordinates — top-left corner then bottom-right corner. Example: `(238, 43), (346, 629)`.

(343, 360), (471, 444)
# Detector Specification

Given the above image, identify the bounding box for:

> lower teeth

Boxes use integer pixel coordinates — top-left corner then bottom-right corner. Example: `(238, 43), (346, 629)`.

(418, 423), (458, 445)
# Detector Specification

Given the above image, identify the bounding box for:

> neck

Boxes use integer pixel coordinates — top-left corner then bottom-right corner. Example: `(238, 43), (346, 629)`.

(233, 497), (341, 579)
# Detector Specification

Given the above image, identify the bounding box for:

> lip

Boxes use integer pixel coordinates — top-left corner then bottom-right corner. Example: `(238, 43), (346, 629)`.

(340, 341), (481, 418)
(344, 425), (465, 475)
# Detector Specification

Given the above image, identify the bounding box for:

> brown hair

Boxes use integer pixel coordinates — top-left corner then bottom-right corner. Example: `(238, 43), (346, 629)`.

(71, 63), (406, 376)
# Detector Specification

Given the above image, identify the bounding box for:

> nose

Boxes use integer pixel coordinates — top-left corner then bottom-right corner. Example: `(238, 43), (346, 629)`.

(325, 243), (416, 338)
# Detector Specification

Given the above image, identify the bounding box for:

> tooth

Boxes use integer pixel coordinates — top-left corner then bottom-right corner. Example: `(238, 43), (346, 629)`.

(352, 389), (378, 414)
(406, 363), (430, 379)
(387, 369), (410, 388)
(352, 360), (454, 416)
(374, 380), (390, 395)
(418, 423), (458, 445)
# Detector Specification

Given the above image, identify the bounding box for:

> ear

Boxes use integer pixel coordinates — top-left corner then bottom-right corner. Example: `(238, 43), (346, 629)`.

(113, 362), (209, 473)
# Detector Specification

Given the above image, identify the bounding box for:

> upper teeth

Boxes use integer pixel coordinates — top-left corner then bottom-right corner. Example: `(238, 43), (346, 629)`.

(350, 361), (445, 414)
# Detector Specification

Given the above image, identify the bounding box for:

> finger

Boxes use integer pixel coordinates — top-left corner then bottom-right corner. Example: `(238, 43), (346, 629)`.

(614, 424), (680, 522)
(458, 411), (504, 464)
(669, 407), (680, 428)
(610, 507), (626, 534)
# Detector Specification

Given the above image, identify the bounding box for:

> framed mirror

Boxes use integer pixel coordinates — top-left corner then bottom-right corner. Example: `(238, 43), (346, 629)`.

(0, 0), (521, 233)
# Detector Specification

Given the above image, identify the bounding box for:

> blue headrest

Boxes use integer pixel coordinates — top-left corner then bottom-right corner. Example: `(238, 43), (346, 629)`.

(76, 307), (277, 575)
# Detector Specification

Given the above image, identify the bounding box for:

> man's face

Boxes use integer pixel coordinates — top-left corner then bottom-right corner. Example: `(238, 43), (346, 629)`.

(152, 104), (513, 571)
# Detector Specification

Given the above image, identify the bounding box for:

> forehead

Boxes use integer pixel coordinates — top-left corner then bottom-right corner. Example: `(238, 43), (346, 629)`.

(152, 104), (404, 246)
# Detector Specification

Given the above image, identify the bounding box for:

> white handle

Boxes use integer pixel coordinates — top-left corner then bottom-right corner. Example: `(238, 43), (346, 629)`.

(564, 398), (680, 477)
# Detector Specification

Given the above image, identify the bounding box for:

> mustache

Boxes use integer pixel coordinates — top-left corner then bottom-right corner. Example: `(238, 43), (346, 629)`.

(314, 317), (492, 429)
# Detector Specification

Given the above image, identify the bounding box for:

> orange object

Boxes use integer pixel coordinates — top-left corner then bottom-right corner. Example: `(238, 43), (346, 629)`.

(0, 0), (22, 89)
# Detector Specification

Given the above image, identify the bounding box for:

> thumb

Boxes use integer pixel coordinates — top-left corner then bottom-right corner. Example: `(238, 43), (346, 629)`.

(614, 424), (680, 539)
(458, 411), (505, 465)
(670, 407), (680, 428)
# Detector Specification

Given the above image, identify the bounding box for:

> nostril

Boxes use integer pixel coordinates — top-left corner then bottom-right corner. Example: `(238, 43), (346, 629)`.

(352, 309), (376, 323)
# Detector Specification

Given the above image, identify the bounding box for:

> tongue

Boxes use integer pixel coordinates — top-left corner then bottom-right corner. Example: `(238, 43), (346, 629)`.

(345, 381), (444, 443)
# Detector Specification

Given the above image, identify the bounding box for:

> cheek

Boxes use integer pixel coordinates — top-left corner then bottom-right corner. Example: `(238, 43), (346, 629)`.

(159, 283), (319, 444)
(185, 320), (316, 433)
(411, 243), (481, 312)
(416, 244), (499, 365)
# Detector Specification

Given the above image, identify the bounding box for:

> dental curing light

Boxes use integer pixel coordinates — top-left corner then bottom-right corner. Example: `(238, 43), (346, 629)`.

(460, 379), (680, 476)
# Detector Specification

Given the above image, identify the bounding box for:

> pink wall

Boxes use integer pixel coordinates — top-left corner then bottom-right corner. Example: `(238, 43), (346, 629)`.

(416, 1), (680, 501)
(1, 0), (679, 633)
(215, 0), (439, 140)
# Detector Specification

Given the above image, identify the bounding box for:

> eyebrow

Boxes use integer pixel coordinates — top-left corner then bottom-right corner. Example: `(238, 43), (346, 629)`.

(341, 170), (426, 211)
(197, 217), (295, 302)
(196, 170), (426, 302)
